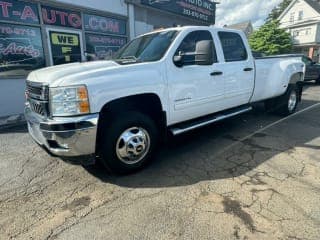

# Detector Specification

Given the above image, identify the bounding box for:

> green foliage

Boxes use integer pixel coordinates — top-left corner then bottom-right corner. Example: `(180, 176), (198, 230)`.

(266, 0), (292, 22)
(249, 21), (292, 55)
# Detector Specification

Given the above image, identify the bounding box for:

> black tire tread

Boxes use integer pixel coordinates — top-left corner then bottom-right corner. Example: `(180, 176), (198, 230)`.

(99, 111), (158, 174)
(264, 84), (299, 116)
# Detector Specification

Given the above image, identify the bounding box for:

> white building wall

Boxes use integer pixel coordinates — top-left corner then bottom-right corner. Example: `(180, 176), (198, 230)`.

(291, 24), (317, 44)
(279, 0), (320, 47)
(280, 0), (320, 28)
(55, 0), (128, 16)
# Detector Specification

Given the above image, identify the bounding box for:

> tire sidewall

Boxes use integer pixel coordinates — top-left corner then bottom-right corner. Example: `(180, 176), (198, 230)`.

(286, 86), (298, 114)
(276, 85), (298, 116)
(100, 111), (158, 174)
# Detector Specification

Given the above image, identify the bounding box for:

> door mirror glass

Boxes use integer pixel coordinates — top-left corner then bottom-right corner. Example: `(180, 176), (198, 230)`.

(173, 54), (184, 67)
(173, 40), (214, 67)
(173, 30), (216, 67)
(195, 40), (213, 65)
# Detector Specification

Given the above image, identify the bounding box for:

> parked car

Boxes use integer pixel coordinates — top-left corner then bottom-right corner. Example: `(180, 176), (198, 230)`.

(302, 56), (320, 83)
(25, 26), (305, 174)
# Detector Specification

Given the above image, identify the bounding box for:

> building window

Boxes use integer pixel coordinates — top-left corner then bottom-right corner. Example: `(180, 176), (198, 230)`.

(84, 14), (127, 60)
(293, 28), (311, 37)
(306, 28), (311, 35)
(293, 30), (300, 37)
(0, 0), (45, 78)
(298, 11), (303, 20)
(48, 30), (82, 65)
(290, 12), (295, 23)
(0, 23), (45, 77)
(85, 34), (127, 60)
(84, 14), (126, 35)
(0, 1), (129, 78)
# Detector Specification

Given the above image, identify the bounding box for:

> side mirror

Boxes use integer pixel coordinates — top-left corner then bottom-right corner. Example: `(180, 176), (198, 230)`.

(173, 40), (214, 67)
(195, 40), (213, 65)
(173, 54), (184, 67)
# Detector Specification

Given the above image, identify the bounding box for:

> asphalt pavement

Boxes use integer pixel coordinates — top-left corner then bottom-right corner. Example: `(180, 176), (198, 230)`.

(0, 83), (320, 240)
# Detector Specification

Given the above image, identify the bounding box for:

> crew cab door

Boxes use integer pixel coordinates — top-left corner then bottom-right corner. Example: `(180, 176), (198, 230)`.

(167, 30), (225, 125)
(216, 31), (255, 107)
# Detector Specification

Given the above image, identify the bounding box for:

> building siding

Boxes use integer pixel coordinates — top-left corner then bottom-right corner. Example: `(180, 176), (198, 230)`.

(280, 0), (319, 29)
(279, 0), (320, 61)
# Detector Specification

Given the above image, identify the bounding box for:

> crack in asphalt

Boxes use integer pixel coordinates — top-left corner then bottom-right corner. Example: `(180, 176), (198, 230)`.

(1, 97), (320, 239)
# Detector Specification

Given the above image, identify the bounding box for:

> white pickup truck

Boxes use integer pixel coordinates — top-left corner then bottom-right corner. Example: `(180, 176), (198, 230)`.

(25, 26), (305, 174)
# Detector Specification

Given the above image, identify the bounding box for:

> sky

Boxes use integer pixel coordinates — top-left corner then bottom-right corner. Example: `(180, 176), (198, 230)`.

(215, 0), (284, 28)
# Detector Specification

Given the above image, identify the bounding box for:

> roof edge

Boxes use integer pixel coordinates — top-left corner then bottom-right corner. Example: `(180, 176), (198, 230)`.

(278, 0), (298, 21)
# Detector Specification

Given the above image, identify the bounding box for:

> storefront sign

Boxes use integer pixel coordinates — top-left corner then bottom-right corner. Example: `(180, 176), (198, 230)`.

(0, 0), (39, 24)
(51, 33), (79, 46)
(84, 14), (126, 35)
(42, 6), (82, 29)
(140, 0), (216, 24)
(0, 23), (45, 75)
(85, 33), (126, 59)
(49, 31), (81, 65)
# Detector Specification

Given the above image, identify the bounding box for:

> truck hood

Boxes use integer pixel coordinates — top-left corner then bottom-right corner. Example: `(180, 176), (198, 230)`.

(27, 61), (120, 87)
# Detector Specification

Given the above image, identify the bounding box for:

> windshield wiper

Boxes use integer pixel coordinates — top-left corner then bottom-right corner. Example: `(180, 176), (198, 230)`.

(119, 56), (138, 60)
(114, 56), (141, 64)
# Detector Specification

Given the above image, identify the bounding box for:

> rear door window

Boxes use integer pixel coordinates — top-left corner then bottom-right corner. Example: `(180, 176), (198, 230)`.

(218, 32), (248, 62)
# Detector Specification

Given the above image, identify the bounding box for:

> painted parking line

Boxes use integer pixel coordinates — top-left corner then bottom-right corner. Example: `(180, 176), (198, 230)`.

(215, 102), (320, 156)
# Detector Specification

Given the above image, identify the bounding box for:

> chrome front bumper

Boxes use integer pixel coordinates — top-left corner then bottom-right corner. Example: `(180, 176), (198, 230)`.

(25, 104), (98, 158)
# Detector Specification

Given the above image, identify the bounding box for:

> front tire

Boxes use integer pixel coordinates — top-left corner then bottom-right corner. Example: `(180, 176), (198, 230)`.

(99, 111), (158, 174)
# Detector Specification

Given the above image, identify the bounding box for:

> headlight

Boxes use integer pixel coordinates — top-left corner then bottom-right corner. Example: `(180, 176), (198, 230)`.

(50, 85), (90, 116)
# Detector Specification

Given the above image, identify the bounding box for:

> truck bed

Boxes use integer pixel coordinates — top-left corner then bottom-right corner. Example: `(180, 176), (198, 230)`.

(250, 55), (303, 103)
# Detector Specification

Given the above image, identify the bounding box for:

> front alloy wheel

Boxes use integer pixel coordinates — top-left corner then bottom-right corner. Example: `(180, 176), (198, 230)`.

(99, 111), (158, 174)
(116, 127), (151, 165)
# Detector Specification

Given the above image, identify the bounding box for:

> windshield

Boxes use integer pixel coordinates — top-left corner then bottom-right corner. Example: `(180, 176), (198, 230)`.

(113, 30), (179, 64)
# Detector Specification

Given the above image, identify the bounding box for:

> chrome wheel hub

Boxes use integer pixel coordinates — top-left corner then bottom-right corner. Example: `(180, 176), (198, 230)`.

(116, 127), (150, 165)
(288, 91), (297, 112)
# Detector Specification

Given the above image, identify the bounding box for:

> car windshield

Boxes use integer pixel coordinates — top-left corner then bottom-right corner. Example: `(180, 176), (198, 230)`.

(113, 30), (179, 64)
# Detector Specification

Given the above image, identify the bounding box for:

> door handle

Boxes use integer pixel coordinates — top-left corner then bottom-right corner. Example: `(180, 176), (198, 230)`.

(210, 71), (223, 76)
(243, 67), (253, 72)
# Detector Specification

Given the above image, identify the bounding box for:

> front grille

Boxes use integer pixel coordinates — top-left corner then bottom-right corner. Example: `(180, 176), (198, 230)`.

(29, 100), (47, 116)
(26, 81), (49, 101)
(26, 84), (42, 95)
(26, 81), (49, 116)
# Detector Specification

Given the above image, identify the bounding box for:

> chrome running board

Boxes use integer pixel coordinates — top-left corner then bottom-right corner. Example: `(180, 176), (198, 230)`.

(170, 106), (252, 136)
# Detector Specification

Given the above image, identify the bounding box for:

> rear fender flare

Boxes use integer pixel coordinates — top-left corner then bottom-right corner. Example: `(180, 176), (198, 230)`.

(289, 72), (304, 101)
(289, 72), (304, 85)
